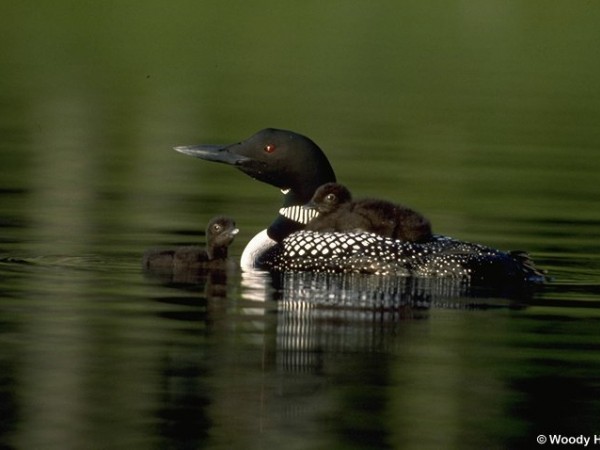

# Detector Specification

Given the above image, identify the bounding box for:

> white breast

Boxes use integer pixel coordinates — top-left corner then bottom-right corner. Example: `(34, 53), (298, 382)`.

(240, 229), (278, 271)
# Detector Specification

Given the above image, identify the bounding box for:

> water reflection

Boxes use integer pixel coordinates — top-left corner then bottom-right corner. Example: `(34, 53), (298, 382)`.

(143, 262), (238, 298)
(154, 346), (212, 448)
(246, 270), (534, 310)
(145, 265), (536, 449)
(1, 252), (598, 449)
(147, 267), (534, 377)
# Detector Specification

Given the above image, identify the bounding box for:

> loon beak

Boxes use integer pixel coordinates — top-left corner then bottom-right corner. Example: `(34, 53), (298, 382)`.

(174, 144), (251, 166)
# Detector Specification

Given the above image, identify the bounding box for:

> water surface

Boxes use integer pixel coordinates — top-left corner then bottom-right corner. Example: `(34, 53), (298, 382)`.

(1, 2), (600, 449)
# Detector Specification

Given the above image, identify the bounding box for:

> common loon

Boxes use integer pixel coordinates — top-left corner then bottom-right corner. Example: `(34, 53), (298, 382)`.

(175, 129), (545, 284)
(142, 216), (239, 271)
(305, 182), (433, 243)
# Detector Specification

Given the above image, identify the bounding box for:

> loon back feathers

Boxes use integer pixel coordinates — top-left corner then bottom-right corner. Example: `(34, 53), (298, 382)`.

(265, 230), (545, 284)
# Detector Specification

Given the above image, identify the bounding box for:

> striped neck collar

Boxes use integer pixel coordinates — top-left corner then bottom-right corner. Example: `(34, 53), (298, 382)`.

(278, 205), (319, 225)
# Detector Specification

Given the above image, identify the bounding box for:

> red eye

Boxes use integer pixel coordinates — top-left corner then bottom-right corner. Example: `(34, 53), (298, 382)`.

(264, 144), (276, 153)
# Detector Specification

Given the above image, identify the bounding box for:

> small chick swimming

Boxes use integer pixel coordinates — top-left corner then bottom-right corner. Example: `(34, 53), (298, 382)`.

(142, 216), (238, 270)
(305, 182), (432, 243)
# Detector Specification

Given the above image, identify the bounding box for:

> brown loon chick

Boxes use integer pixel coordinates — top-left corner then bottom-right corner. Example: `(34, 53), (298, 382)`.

(142, 216), (239, 270)
(305, 182), (433, 243)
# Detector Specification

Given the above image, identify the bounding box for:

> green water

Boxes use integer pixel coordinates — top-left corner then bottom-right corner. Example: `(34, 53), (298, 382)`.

(1, 2), (600, 449)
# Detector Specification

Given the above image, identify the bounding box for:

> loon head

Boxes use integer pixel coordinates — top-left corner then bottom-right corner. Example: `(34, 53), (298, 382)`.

(305, 182), (353, 214)
(205, 216), (239, 260)
(175, 128), (336, 207)
(175, 129), (337, 242)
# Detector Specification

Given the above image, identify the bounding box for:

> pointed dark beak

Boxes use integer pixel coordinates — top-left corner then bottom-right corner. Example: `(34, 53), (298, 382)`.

(174, 144), (251, 166)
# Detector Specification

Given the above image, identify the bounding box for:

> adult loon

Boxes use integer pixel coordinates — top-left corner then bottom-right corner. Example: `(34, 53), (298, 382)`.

(305, 182), (433, 243)
(142, 216), (239, 271)
(174, 129), (545, 284)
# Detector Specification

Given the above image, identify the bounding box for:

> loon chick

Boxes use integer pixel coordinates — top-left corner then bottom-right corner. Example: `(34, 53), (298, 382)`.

(174, 129), (545, 283)
(305, 182), (433, 243)
(142, 216), (239, 270)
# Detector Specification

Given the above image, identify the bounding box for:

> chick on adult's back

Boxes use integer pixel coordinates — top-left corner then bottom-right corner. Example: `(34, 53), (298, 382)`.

(305, 182), (432, 243)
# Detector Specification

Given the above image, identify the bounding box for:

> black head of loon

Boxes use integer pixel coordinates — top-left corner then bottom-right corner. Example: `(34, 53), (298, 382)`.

(175, 129), (336, 242)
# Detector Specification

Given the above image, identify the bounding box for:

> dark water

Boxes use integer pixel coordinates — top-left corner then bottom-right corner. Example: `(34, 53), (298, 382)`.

(2, 2), (600, 449)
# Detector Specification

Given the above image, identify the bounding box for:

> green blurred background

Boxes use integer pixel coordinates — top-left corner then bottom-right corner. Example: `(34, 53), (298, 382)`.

(1, 2), (600, 449)
(2, 2), (599, 258)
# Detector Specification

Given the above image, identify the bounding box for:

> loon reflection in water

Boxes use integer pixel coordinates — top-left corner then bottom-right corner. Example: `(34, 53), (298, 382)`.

(175, 128), (545, 285)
